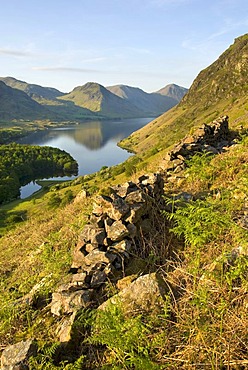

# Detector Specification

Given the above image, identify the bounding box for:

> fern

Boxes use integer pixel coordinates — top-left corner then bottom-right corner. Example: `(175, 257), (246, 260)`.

(165, 198), (232, 248)
(87, 302), (161, 370)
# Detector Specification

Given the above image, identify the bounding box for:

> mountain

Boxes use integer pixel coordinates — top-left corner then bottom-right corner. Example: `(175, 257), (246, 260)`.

(120, 34), (248, 154)
(59, 82), (145, 119)
(0, 76), (64, 103)
(156, 83), (188, 102)
(0, 77), (97, 122)
(0, 35), (248, 369)
(0, 81), (52, 120)
(0, 77), (187, 121)
(106, 84), (183, 116)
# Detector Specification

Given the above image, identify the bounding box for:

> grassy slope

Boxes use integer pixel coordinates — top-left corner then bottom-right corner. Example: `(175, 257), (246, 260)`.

(120, 34), (248, 156)
(0, 35), (247, 368)
(0, 132), (247, 368)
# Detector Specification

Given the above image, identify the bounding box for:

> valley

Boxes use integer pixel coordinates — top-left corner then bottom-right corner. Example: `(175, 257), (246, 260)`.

(0, 34), (247, 369)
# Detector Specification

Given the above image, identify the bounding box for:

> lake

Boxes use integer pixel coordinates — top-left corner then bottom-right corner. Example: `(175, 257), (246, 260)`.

(18, 117), (153, 198)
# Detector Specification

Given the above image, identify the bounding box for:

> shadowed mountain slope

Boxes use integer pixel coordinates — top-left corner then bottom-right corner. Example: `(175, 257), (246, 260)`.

(0, 76), (64, 102)
(106, 84), (184, 116)
(0, 78), (96, 122)
(0, 81), (52, 120)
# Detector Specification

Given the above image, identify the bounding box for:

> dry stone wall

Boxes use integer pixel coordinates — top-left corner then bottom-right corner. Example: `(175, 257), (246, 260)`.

(51, 173), (164, 317)
(51, 115), (234, 319)
(161, 115), (232, 173)
(1, 116), (237, 363)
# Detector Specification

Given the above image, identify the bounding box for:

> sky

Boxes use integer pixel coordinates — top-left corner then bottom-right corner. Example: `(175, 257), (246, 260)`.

(0, 0), (247, 93)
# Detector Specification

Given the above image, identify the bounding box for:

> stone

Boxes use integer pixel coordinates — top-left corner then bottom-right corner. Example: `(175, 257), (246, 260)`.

(182, 135), (195, 144)
(84, 250), (116, 267)
(72, 243), (88, 269)
(116, 274), (138, 291)
(51, 289), (93, 316)
(90, 270), (108, 287)
(106, 220), (130, 242)
(92, 195), (112, 216)
(109, 239), (132, 254)
(109, 193), (130, 220)
(57, 312), (77, 343)
(202, 144), (219, 154)
(104, 216), (114, 228)
(85, 243), (98, 253)
(1, 339), (37, 370)
(170, 158), (184, 169)
(56, 280), (88, 293)
(79, 225), (106, 245)
(71, 272), (87, 283)
(124, 203), (147, 224)
(89, 214), (105, 228)
(125, 190), (148, 204)
(98, 273), (168, 314)
(111, 182), (138, 198)
(192, 127), (205, 139)
(140, 173), (164, 188)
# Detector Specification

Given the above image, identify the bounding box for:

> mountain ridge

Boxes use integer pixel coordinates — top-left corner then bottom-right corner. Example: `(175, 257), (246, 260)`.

(106, 83), (186, 116)
(0, 34), (248, 369)
(0, 78), (187, 121)
(0, 76), (64, 102)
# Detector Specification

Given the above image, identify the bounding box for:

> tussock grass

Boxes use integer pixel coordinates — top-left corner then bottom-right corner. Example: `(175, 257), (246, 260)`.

(0, 193), (90, 345)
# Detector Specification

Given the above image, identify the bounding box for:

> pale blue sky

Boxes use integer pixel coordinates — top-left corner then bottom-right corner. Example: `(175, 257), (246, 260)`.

(0, 0), (247, 92)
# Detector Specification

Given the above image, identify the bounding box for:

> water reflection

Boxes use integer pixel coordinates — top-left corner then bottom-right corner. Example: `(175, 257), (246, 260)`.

(18, 117), (153, 198)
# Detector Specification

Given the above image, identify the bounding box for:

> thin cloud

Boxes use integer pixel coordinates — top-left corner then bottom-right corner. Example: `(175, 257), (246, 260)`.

(182, 17), (248, 52)
(32, 66), (105, 73)
(0, 48), (31, 56)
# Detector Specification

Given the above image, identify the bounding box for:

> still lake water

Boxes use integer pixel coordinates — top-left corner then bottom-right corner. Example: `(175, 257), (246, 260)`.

(18, 117), (153, 198)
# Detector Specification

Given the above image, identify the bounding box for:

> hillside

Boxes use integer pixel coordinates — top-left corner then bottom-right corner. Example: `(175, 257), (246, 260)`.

(0, 78), (187, 122)
(0, 81), (53, 121)
(0, 78), (96, 122)
(120, 34), (248, 154)
(106, 84), (182, 116)
(0, 34), (248, 369)
(59, 82), (147, 119)
(0, 77), (64, 102)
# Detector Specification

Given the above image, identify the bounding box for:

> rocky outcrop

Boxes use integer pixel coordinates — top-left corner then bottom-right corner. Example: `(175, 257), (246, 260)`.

(1, 339), (37, 370)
